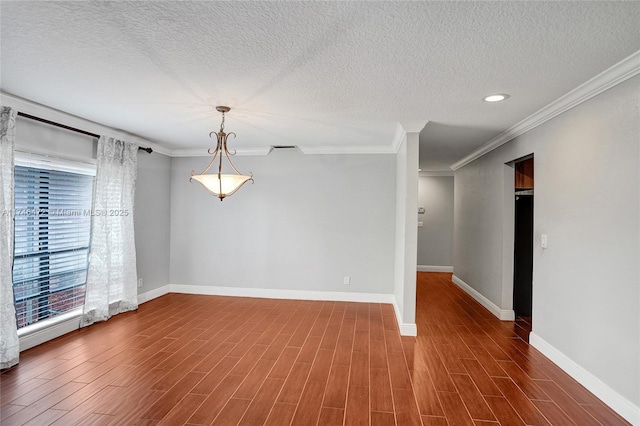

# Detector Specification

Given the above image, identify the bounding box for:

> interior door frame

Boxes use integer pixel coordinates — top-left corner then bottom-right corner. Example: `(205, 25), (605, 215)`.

(502, 154), (535, 321)
(500, 163), (516, 315)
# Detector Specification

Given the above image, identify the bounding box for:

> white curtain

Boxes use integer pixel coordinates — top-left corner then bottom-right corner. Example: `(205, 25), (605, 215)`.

(82, 136), (138, 326)
(0, 106), (19, 369)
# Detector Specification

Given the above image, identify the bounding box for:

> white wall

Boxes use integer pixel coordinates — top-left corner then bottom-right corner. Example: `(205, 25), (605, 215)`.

(394, 138), (407, 320)
(170, 149), (397, 296)
(393, 133), (419, 334)
(417, 175), (454, 268)
(454, 76), (639, 414)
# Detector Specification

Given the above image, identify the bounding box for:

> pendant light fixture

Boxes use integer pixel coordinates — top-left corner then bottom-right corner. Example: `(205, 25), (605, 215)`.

(190, 106), (253, 200)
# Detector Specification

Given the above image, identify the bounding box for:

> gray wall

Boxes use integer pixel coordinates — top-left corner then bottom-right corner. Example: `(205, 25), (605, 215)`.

(454, 76), (639, 406)
(134, 152), (171, 293)
(417, 176), (454, 267)
(170, 149), (397, 295)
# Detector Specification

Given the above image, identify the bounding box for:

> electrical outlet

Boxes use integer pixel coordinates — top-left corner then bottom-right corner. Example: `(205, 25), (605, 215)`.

(138, 278), (143, 288)
(343, 276), (350, 285)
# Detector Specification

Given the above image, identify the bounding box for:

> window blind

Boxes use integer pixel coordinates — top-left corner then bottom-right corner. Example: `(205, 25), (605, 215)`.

(12, 162), (94, 328)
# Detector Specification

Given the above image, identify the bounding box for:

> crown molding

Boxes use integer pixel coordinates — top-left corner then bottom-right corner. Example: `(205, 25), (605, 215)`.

(299, 120), (428, 155)
(419, 170), (454, 177)
(298, 120), (428, 155)
(2, 92), (429, 157)
(1, 91), (410, 157)
(390, 122), (407, 153)
(399, 120), (428, 134)
(171, 147), (273, 157)
(1, 91), (173, 156)
(451, 49), (640, 171)
(297, 145), (397, 155)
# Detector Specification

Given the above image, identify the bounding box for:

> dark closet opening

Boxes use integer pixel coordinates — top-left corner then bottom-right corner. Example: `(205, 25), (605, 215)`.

(513, 157), (534, 331)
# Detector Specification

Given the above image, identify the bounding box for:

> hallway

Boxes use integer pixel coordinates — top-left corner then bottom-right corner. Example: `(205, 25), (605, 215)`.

(408, 272), (627, 425)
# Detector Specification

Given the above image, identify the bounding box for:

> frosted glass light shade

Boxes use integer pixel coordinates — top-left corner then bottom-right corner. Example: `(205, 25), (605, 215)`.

(190, 106), (253, 200)
(192, 173), (252, 199)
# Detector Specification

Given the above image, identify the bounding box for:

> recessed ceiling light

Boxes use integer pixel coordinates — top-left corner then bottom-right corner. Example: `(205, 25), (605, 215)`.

(483, 94), (510, 102)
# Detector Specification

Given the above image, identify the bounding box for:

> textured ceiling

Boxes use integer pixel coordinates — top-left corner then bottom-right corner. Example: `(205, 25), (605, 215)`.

(1, 1), (639, 168)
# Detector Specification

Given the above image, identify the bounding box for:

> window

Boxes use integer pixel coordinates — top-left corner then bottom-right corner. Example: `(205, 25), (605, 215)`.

(12, 154), (95, 328)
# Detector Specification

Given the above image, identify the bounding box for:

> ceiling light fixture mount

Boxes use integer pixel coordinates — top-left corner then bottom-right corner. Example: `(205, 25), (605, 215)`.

(190, 106), (253, 201)
(482, 94), (510, 102)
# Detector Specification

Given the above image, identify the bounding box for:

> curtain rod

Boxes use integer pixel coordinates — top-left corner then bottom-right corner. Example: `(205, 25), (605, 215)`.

(17, 112), (153, 154)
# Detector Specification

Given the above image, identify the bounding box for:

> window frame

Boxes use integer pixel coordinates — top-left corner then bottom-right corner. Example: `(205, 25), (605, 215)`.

(13, 152), (96, 332)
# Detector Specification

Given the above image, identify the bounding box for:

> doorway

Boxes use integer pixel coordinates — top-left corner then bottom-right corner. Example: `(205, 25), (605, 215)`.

(513, 157), (534, 332)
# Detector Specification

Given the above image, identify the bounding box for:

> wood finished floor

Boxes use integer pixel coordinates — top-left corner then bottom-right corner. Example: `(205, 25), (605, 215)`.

(0, 272), (628, 425)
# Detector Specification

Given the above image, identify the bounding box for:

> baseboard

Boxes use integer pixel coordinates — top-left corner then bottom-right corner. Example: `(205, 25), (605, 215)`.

(417, 265), (453, 273)
(399, 323), (418, 336)
(170, 284), (395, 304)
(18, 310), (81, 352)
(169, 283), (419, 336)
(530, 333), (639, 425)
(392, 300), (418, 336)
(137, 285), (170, 304)
(451, 275), (515, 321)
(17, 284), (412, 352)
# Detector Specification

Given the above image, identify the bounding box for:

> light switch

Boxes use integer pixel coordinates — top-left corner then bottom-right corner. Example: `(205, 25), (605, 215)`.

(418, 222), (424, 228)
(541, 234), (548, 249)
